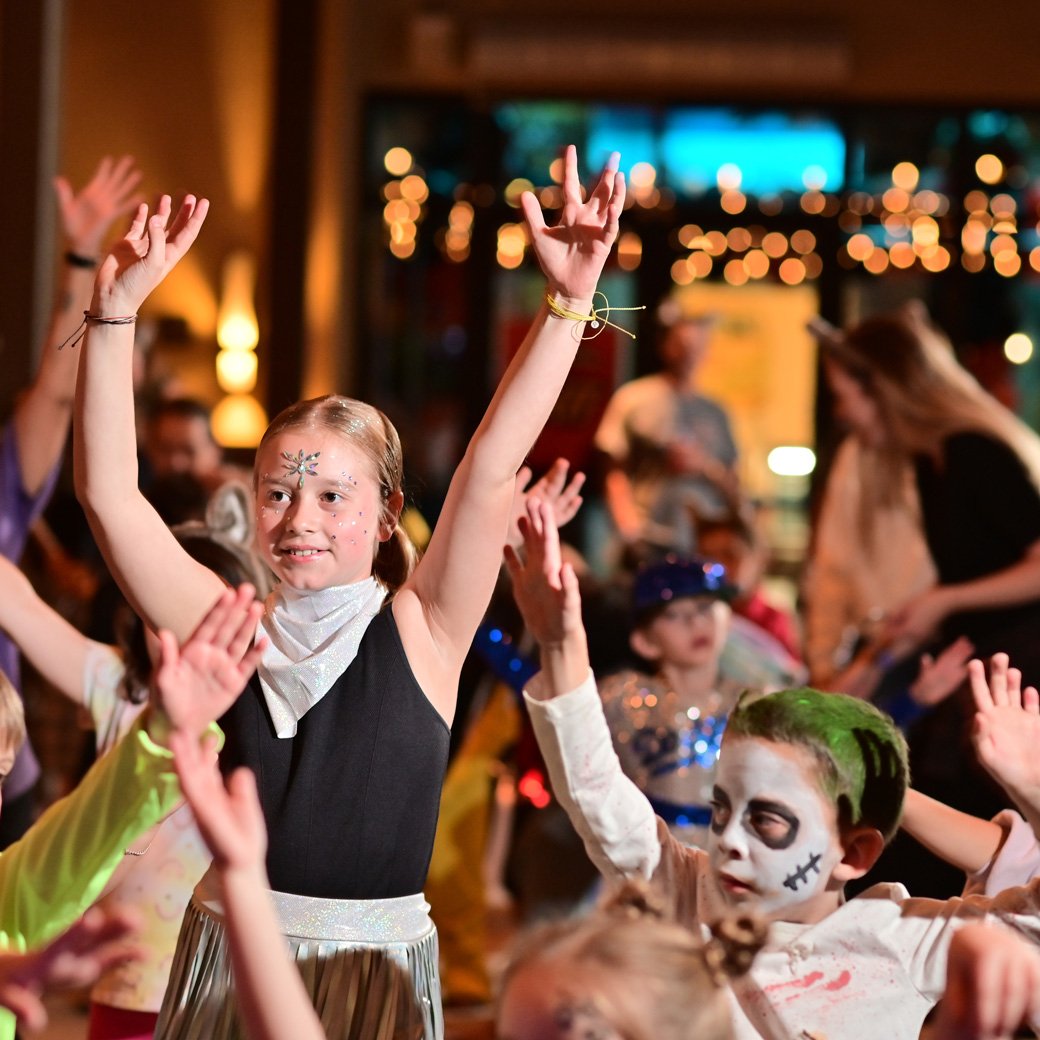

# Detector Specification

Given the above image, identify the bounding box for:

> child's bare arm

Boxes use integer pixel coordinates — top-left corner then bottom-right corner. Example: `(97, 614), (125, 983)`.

(969, 653), (1040, 842)
(15, 157), (142, 497)
(507, 500), (667, 883)
(74, 194), (226, 643)
(170, 732), (325, 1040)
(901, 789), (1003, 875)
(0, 554), (92, 703)
(398, 147), (623, 721)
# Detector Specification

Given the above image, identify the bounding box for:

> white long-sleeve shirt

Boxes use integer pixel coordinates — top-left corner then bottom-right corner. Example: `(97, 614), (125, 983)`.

(525, 672), (1040, 1040)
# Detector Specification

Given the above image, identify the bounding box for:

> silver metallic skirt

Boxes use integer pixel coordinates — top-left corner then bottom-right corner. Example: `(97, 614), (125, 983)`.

(154, 874), (442, 1040)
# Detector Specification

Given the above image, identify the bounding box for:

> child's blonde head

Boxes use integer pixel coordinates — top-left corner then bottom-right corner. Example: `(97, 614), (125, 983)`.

(0, 670), (26, 757)
(257, 395), (417, 591)
(499, 882), (764, 1040)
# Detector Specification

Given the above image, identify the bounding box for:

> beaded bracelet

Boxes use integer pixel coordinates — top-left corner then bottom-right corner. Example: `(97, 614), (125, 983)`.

(545, 290), (645, 341)
(58, 311), (137, 350)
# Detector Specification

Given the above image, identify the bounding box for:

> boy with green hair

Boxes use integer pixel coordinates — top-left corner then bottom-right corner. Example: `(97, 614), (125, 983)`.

(506, 500), (1040, 1039)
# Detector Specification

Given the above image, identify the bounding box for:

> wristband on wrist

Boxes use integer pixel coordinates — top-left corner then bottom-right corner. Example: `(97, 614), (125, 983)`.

(64, 250), (98, 269)
(57, 310), (137, 350)
(545, 289), (644, 341)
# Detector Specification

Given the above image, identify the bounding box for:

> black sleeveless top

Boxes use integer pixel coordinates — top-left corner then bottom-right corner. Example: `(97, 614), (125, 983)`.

(218, 607), (451, 899)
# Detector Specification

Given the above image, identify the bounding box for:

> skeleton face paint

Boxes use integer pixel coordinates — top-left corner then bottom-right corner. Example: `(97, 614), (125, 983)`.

(708, 737), (844, 919)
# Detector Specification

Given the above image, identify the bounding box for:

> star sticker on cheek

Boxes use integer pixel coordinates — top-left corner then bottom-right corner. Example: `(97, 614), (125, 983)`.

(281, 449), (321, 489)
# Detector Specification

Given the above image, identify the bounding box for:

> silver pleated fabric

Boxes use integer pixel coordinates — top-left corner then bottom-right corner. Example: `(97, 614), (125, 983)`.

(154, 886), (442, 1040)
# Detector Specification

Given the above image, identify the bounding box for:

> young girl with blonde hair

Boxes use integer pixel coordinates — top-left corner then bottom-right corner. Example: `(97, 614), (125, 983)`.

(74, 146), (625, 1039)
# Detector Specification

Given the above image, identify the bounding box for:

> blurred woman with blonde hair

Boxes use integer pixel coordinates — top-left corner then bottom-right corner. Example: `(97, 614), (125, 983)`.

(821, 300), (1040, 896)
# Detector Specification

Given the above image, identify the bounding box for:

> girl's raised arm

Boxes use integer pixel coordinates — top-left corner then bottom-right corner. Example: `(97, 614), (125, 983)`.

(0, 555), (94, 704)
(74, 196), (226, 641)
(394, 146), (624, 722)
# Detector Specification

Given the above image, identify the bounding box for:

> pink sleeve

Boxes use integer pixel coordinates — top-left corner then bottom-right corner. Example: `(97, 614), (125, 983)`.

(964, 810), (1040, 897)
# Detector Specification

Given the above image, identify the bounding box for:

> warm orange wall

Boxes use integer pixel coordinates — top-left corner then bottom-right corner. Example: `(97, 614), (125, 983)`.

(60, 0), (274, 403)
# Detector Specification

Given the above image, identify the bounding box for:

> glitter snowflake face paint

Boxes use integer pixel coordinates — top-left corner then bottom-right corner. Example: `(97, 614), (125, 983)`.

(708, 736), (843, 918)
(281, 448), (320, 489)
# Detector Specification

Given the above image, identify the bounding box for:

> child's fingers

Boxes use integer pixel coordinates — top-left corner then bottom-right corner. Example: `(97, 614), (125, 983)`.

(235, 639), (267, 682)
(989, 652), (1010, 706)
(126, 202), (150, 240)
(536, 500), (562, 584)
(967, 658), (994, 713)
(605, 171), (626, 231)
(561, 144), (580, 208)
(0, 985), (46, 1032)
(156, 629), (179, 675)
(190, 586), (237, 648)
(1024, 686), (1040, 714)
(209, 584), (257, 651)
(228, 766), (264, 830)
(168, 195), (209, 253)
(503, 544), (523, 580)
(1007, 666), (1024, 709)
(543, 458), (569, 497)
(561, 561), (581, 615)
(519, 191), (547, 236)
(589, 151), (621, 213)
(526, 496), (544, 539)
(224, 595), (263, 663)
(515, 465), (533, 495)
(153, 194), (173, 231)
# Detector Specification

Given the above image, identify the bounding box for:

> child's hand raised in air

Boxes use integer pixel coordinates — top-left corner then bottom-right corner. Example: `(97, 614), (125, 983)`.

(54, 155), (143, 258)
(504, 498), (583, 654)
(148, 584), (266, 744)
(507, 459), (586, 552)
(969, 652), (1040, 840)
(910, 635), (975, 707)
(170, 729), (267, 877)
(520, 145), (625, 305)
(93, 193), (209, 318)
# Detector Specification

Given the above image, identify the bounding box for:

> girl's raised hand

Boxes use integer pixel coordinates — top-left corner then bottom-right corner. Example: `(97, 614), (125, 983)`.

(507, 459), (586, 551)
(149, 583), (266, 741)
(54, 155), (144, 257)
(92, 193), (209, 317)
(968, 653), (1040, 818)
(520, 145), (624, 304)
(504, 498), (583, 650)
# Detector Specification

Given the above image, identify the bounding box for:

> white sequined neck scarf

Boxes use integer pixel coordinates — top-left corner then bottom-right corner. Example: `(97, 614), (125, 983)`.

(258, 576), (388, 738)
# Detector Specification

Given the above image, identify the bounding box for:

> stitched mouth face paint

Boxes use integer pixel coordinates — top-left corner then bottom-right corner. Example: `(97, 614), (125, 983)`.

(282, 449), (320, 489)
(708, 736), (842, 917)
